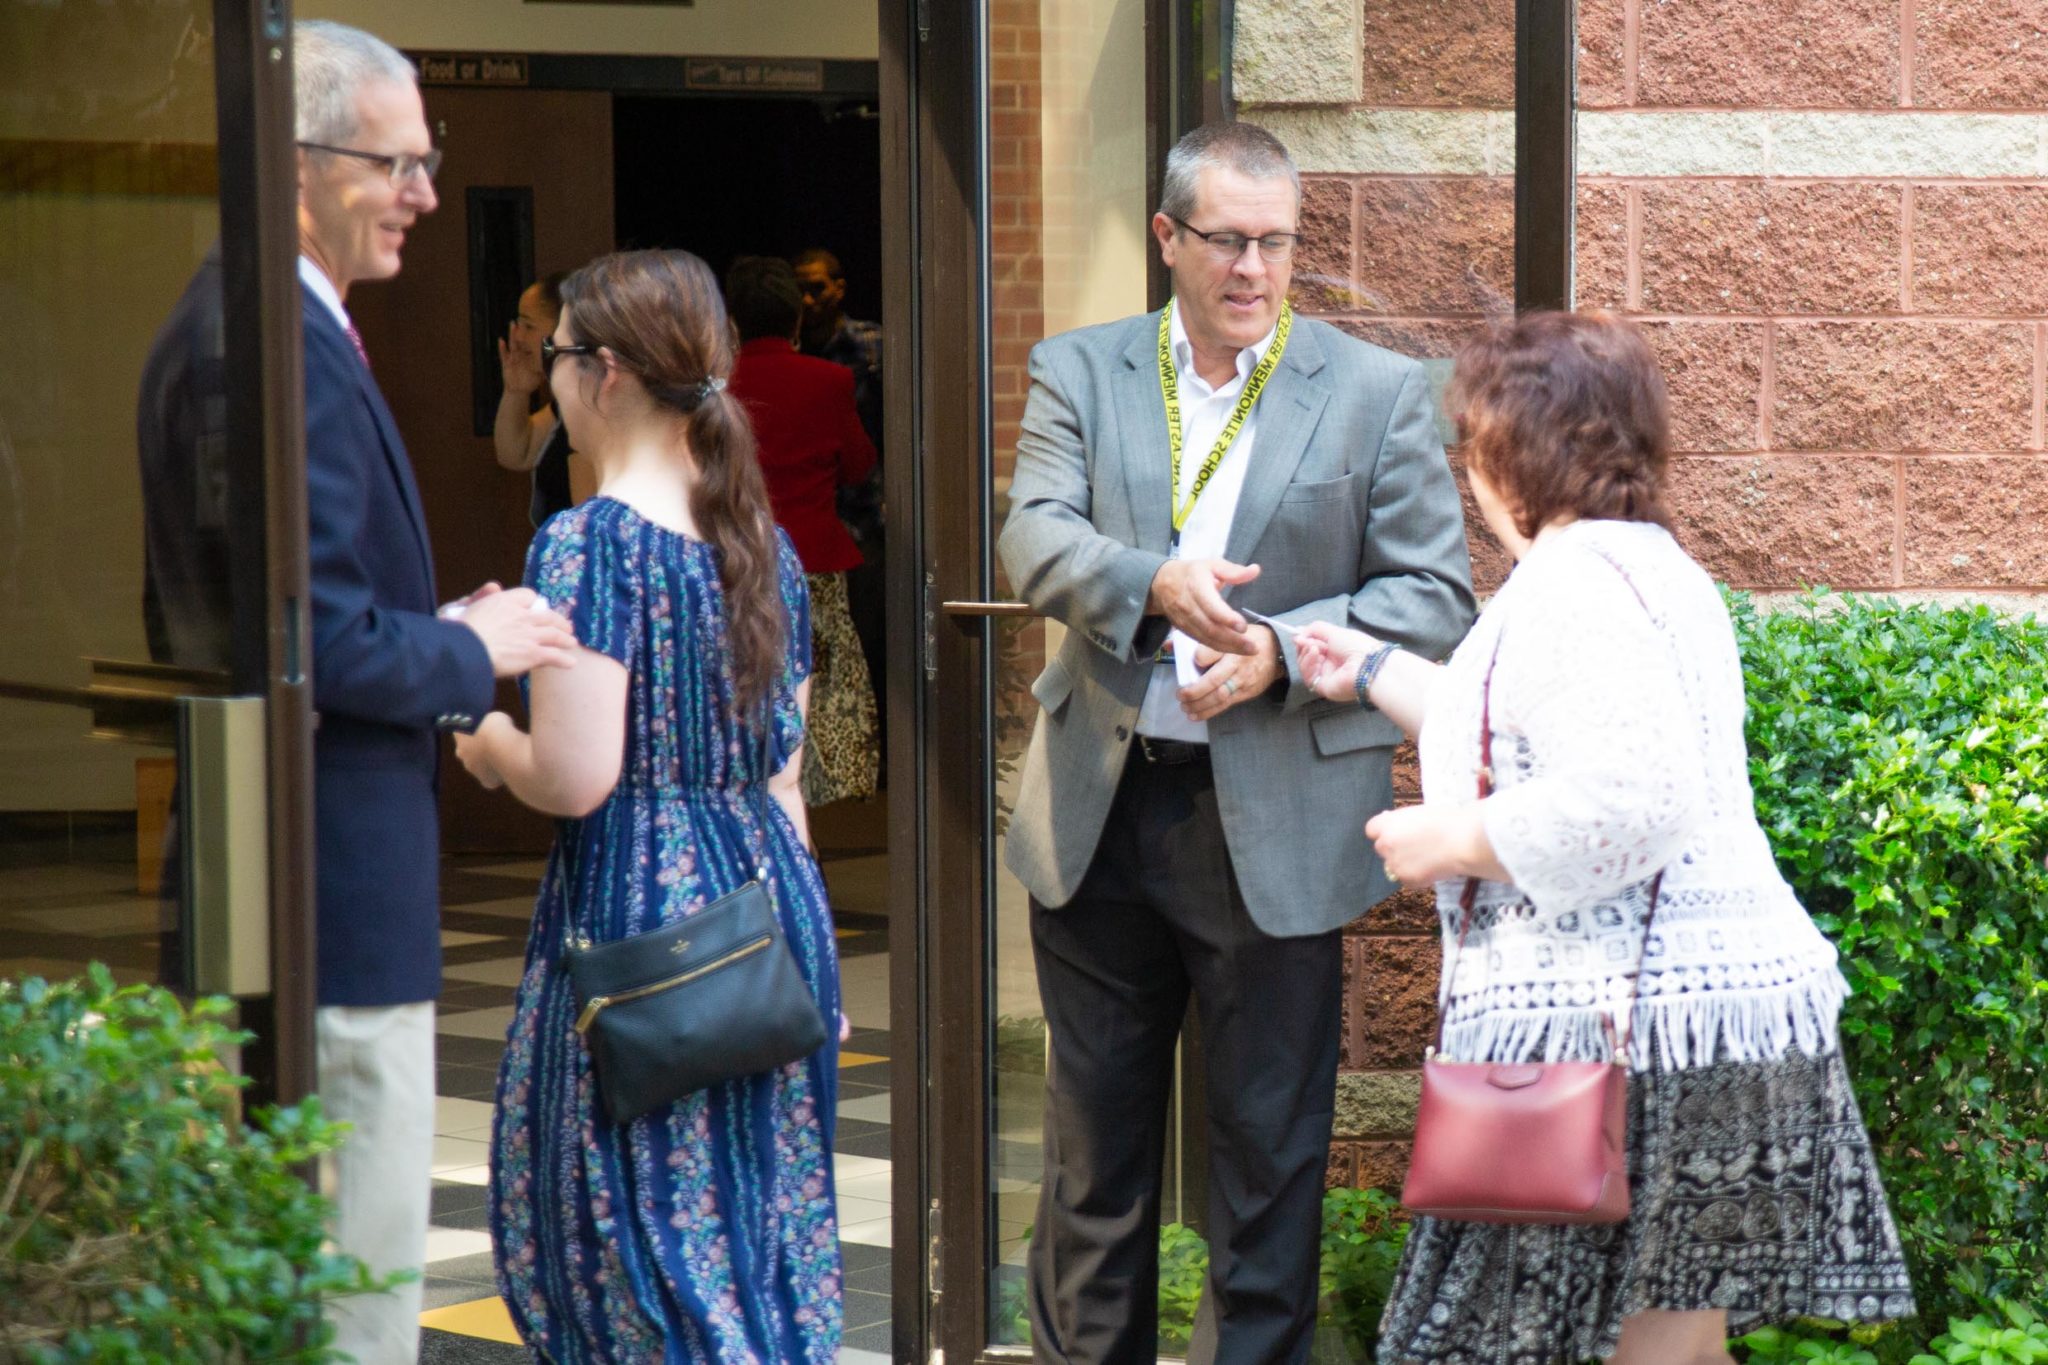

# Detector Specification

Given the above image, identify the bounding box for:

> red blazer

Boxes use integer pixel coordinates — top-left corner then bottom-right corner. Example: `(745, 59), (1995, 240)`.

(729, 337), (878, 575)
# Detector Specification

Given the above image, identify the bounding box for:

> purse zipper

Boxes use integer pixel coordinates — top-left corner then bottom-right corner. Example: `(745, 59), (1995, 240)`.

(574, 935), (774, 1035)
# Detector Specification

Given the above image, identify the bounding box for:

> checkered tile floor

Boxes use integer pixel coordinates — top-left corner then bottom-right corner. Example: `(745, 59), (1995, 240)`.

(421, 841), (895, 1362)
(0, 810), (896, 1362)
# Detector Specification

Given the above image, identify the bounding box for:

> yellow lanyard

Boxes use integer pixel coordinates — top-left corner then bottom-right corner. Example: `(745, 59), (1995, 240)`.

(1158, 299), (1292, 538)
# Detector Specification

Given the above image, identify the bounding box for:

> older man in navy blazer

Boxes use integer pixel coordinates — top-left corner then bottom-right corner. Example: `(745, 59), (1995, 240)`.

(141, 22), (576, 1360)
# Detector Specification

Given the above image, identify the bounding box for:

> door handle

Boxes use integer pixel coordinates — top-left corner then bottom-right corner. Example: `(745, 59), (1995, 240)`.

(939, 601), (1039, 618)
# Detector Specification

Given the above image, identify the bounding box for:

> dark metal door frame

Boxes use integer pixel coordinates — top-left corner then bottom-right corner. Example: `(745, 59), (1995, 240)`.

(886, 0), (1577, 1358)
(213, 0), (317, 1108)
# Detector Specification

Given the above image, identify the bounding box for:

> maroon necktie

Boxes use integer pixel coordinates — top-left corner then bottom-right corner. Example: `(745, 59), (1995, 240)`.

(344, 321), (370, 367)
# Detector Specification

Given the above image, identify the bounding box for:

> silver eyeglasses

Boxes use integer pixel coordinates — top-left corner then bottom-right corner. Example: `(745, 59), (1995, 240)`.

(297, 141), (444, 186)
(1171, 216), (1300, 263)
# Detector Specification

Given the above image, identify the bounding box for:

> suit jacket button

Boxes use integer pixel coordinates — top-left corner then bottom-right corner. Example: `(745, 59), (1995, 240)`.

(1114, 726), (1129, 741)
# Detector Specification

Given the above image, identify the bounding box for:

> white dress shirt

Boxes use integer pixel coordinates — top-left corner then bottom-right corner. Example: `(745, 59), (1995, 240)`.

(298, 255), (353, 333)
(1134, 301), (1282, 743)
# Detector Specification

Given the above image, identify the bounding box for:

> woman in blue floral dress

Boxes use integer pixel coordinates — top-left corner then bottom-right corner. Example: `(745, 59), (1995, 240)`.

(454, 249), (843, 1363)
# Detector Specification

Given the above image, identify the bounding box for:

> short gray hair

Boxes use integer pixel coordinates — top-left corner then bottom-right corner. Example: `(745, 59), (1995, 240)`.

(1158, 121), (1300, 222)
(294, 21), (416, 144)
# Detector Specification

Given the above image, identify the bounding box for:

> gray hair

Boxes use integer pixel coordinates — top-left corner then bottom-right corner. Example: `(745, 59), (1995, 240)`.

(1158, 121), (1300, 222)
(294, 21), (417, 144)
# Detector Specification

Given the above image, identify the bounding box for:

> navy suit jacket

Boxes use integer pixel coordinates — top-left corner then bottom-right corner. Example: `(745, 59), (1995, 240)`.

(302, 284), (495, 1006)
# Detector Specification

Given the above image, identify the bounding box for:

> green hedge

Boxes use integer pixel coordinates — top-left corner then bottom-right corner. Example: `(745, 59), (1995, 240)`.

(1732, 591), (2048, 1329)
(0, 969), (384, 1363)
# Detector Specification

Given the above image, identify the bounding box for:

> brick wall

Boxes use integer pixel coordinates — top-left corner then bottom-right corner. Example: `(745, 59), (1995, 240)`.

(1237, 0), (2048, 1188)
(1577, 0), (2048, 597)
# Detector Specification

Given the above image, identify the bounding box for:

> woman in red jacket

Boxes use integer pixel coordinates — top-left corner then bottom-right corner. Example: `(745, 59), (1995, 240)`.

(725, 255), (880, 806)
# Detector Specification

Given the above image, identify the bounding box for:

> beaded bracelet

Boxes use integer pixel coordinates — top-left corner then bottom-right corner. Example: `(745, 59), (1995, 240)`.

(1354, 642), (1398, 708)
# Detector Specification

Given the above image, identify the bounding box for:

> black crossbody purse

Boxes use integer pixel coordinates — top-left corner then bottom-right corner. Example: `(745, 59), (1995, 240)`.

(564, 714), (829, 1126)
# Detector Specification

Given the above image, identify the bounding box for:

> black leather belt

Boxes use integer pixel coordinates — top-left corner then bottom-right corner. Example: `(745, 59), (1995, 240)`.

(1135, 736), (1210, 766)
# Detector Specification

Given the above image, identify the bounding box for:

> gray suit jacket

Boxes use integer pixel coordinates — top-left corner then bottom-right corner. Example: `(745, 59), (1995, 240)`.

(997, 310), (1476, 937)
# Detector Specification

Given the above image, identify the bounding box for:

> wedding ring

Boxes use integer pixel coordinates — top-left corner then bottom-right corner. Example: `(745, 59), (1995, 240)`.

(1222, 677), (1239, 696)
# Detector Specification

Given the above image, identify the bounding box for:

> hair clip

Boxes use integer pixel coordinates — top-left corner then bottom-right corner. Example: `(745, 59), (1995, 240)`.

(708, 377), (728, 394)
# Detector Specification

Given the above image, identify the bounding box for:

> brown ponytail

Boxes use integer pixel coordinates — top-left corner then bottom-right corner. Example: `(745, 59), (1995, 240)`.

(557, 250), (787, 719)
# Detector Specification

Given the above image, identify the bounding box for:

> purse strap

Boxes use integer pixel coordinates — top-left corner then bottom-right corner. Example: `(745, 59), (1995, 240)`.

(562, 699), (778, 955)
(1437, 549), (1665, 1067)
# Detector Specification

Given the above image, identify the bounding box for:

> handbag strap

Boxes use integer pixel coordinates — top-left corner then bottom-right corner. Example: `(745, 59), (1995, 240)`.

(562, 698), (778, 955)
(1436, 550), (1666, 1066)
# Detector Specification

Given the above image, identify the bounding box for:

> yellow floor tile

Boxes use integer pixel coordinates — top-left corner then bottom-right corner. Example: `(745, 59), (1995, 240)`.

(838, 1050), (887, 1068)
(834, 927), (866, 940)
(420, 1295), (521, 1343)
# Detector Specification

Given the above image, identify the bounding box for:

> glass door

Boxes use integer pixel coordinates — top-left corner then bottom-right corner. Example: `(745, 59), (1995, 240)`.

(0, 0), (314, 1104)
(888, 2), (1215, 1359)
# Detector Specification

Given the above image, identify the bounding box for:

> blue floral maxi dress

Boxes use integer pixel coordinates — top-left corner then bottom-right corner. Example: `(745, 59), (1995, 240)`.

(490, 498), (844, 1364)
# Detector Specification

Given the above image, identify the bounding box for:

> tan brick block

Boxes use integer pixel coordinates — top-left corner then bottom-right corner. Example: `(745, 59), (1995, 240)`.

(1576, 183), (1630, 310)
(1237, 0), (1362, 105)
(1348, 935), (1442, 1070)
(1637, 0), (1899, 108)
(1914, 186), (2048, 315)
(1334, 1071), (1422, 1138)
(1577, 0), (1630, 108)
(1903, 457), (2048, 588)
(1638, 320), (1763, 453)
(1640, 181), (1901, 316)
(1773, 321), (2034, 452)
(1351, 1138), (1415, 1191)
(1917, 0), (2048, 108)
(1355, 178), (1513, 315)
(1292, 178), (1359, 314)
(1361, 0), (1514, 109)
(1668, 455), (1897, 588)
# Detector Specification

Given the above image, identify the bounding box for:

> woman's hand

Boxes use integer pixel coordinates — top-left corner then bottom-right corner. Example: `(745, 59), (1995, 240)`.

(1365, 803), (1495, 886)
(1295, 621), (1385, 705)
(454, 711), (516, 790)
(498, 326), (542, 398)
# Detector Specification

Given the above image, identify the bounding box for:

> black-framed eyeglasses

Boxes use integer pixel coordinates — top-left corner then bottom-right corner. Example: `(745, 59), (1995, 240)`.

(1171, 216), (1300, 263)
(540, 337), (597, 375)
(297, 141), (444, 186)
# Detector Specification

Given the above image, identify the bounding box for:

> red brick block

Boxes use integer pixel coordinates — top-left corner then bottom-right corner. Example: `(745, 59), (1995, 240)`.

(1292, 178), (1359, 314)
(1637, 320), (1764, 452)
(1347, 935), (1442, 1070)
(1667, 454), (1897, 589)
(1368, 885), (1442, 937)
(1913, 186), (2048, 315)
(1636, 0), (1898, 108)
(1323, 1142), (1359, 1189)
(1577, 0), (1630, 108)
(1639, 181), (1901, 316)
(1773, 321), (2034, 452)
(1447, 450), (1515, 594)
(1356, 178), (1514, 316)
(1332, 318), (1487, 361)
(1351, 1138), (1415, 1191)
(1902, 457), (2048, 588)
(1576, 183), (1630, 310)
(1361, 0), (1514, 109)
(1916, 0), (2048, 108)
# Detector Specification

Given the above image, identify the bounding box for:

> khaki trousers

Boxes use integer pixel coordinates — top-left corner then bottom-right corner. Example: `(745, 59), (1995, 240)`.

(317, 1002), (436, 1363)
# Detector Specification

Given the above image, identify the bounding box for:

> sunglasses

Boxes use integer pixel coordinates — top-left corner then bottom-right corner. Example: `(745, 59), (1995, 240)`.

(540, 337), (597, 375)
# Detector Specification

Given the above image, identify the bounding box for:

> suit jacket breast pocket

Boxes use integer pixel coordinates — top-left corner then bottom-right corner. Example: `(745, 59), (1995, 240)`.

(1277, 472), (1359, 505)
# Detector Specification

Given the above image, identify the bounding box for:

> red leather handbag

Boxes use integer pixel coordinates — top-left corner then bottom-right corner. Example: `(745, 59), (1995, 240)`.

(1399, 631), (1662, 1225)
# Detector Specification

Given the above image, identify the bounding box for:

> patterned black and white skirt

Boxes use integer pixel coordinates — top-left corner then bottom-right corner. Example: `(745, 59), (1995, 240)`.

(799, 570), (880, 807)
(1377, 1047), (1916, 1365)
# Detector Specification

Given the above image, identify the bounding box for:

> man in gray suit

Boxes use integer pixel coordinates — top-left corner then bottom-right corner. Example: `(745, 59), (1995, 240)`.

(998, 122), (1475, 1364)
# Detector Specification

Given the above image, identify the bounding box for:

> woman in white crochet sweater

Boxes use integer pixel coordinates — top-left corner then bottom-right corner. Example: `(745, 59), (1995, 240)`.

(1298, 312), (1913, 1365)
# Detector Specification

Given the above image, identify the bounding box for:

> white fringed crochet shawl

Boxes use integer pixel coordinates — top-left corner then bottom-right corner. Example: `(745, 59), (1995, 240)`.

(1418, 519), (1847, 1072)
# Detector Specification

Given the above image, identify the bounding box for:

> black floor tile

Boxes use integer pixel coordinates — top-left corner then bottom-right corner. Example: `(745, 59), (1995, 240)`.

(845, 1286), (892, 1331)
(438, 1035), (512, 1068)
(438, 1063), (502, 1101)
(433, 1182), (490, 1220)
(438, 983), (517, 1012)
(842, 1319), (893, 1355)
(834, 1126), (894, 1161)
(421, 1328), (526, 1363)
(839, 1238), (892, 1274)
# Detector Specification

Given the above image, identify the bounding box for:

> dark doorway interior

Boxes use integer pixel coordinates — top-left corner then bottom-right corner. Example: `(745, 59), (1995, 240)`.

(612, 95), (883, 323)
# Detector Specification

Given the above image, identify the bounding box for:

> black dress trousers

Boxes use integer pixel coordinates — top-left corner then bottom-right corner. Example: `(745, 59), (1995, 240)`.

(1026, 748), (1344, 1365)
